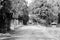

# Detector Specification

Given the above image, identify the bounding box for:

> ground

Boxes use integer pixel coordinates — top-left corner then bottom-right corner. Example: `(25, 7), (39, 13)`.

(0, 25), (60, 40)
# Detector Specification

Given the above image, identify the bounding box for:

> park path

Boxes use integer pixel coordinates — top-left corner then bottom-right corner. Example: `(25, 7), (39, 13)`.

(0, 25), (59, 40)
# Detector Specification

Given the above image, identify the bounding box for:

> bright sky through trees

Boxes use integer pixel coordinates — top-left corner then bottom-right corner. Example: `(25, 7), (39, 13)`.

(25, 0), (35, 6)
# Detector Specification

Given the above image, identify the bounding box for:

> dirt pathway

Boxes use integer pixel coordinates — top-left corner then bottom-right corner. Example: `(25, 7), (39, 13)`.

(0, 25), (59, 40)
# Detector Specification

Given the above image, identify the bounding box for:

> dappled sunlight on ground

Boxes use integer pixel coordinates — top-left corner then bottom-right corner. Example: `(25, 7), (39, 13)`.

(0, 25), (60, 40)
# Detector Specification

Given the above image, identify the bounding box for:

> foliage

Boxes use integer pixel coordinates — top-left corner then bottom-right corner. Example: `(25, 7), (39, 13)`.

(0, 0), (13, 33)
(29, 0), (58, 25)
(11, 0), (28, 18)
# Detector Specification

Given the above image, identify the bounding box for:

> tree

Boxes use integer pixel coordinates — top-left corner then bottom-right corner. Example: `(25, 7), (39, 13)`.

(0, 0), (13, 33)
(28, 0), (58, 25)
(10, 0), (29, 25)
